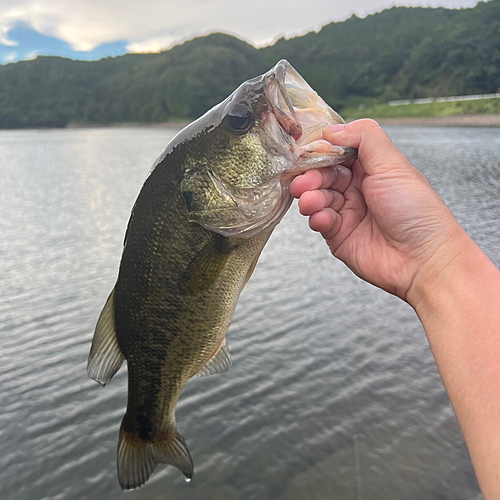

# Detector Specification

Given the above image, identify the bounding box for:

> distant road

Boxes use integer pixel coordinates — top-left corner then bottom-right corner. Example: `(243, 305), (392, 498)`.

(389, 93), (500, 107)
(373, 114), (500, 127)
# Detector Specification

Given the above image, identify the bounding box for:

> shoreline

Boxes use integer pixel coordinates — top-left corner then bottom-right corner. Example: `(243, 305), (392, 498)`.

(66, 114), (500, 129)
(65, 121), (191, 129)
(2, 114), (499, 132)
(370, 114), (500, 127)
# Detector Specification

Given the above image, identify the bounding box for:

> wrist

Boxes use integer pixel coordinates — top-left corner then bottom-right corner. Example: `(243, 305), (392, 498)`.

(406, 227), (480, 315)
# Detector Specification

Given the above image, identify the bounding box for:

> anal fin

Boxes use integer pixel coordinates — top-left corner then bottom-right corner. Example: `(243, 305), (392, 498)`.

(196, 339), (232, 377)
(87, 288), (125, 386)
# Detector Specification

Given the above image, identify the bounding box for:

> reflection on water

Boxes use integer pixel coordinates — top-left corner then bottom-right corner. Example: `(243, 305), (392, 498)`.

(1, 125), (497, 500)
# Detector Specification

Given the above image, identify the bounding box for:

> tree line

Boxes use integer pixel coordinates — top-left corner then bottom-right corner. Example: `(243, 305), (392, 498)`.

(0, 0), (498, 128)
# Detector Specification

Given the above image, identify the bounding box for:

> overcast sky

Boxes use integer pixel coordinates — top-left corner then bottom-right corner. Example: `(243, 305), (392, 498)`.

(0, 0), (482, 62)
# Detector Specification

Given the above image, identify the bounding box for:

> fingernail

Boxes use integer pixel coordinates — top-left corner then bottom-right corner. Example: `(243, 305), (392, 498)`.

(325, 123), (346, 133)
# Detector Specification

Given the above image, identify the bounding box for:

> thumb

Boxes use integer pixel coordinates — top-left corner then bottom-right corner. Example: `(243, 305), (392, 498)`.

(322, 119), (411, 176)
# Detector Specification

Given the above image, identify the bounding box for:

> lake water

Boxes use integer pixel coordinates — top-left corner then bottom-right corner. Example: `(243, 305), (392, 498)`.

(1, 125), (498, 500)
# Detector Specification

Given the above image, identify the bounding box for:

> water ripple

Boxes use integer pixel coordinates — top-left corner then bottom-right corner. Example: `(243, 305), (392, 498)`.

(0, 126), (493, 500)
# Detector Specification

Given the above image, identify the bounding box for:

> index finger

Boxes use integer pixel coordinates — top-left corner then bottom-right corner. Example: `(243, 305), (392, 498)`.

(290, 165), (352, 198)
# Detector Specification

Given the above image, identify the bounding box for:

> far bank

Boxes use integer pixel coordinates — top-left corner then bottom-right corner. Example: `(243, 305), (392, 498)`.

(372, 114), (500, 127)
(2, 114), (499, 133)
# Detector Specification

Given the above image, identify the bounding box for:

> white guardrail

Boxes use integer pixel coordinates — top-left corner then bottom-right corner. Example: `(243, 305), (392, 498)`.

(388, 93), (500, 106)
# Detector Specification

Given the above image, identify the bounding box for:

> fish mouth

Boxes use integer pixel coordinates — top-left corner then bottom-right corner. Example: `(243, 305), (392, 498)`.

(265, 59), (346, 147)
(186, 61), (357, 240)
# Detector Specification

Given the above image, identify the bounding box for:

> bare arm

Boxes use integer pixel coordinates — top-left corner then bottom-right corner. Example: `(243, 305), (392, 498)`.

(410, 237), (500, 500)
(290, 119), (500, 499)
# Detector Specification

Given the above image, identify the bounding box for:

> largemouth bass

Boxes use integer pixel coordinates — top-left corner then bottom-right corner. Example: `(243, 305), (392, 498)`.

(87, 60), (357, 490)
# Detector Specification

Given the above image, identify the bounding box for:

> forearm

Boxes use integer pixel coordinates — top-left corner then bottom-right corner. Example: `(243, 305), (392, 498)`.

(409, 234), (500, 499)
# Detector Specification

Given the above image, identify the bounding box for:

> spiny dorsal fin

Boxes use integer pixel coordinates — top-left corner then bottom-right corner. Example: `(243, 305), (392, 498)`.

(117, 421), (193, 490)
(123, 201), (137, 248)
(181, 234), (232, 295)
(196, 339), (232, 377)
(87, 288), (125, 386)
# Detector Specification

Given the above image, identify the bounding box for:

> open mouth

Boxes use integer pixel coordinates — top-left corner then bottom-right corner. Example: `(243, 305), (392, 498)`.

(265, 60), (345, 147)
(264, 60), (357, 181)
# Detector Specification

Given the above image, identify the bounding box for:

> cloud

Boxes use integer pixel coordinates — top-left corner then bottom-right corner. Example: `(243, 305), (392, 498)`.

(4, 51), (17, 62)
(0, 0), (482, 55)
(0, 20), (18, 46)
(127, 35), (181, 54)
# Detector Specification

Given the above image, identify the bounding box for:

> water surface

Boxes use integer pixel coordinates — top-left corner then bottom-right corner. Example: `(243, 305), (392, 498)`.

(1, 125), (498, 500)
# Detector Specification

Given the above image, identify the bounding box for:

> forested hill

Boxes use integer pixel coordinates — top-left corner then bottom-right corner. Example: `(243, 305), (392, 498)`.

(0, 0), (498, 128)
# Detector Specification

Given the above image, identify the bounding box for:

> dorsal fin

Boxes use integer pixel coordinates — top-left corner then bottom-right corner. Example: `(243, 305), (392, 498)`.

(87, 289), (125, 386)
(195, 339), (232, 377)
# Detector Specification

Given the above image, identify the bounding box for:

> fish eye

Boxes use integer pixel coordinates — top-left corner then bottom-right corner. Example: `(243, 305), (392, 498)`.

(228, 105), (252, 132)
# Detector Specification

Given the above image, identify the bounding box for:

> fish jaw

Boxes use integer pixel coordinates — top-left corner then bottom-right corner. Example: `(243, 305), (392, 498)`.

(263, 60), (358, 183)
(265, 60), (346, 146)
(177, 60), (357, 240)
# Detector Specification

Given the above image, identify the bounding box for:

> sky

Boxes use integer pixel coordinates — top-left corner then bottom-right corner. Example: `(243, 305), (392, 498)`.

(0, 0), (482, 64)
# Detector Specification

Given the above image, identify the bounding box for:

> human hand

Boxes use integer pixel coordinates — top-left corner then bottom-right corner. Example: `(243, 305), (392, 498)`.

(291, 119), (500, 499)
(290, 119), (471, 305)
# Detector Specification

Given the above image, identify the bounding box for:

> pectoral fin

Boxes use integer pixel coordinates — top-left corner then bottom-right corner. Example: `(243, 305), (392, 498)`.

(181, 235), (232, 295)
(87, 288), (125, 386)
(196, 339), (232, 376)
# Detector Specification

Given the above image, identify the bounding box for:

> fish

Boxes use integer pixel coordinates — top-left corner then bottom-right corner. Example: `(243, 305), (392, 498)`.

(87, 59), (357, 490)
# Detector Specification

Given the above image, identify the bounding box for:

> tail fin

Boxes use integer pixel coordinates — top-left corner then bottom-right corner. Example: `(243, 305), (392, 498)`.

(117, 421), (194, 490)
